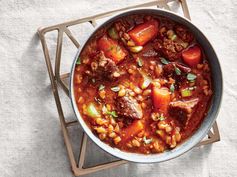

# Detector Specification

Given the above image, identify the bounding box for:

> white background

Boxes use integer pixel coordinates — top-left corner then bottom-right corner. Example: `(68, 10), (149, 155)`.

(0, 0), (236, 176)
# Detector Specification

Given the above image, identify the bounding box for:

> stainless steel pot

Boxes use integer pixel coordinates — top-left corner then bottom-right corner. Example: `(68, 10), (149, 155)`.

(70, 9), (223, 163)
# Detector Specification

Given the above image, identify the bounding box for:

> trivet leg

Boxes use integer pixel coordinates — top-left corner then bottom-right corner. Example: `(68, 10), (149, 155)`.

(196, 121), (220, 147)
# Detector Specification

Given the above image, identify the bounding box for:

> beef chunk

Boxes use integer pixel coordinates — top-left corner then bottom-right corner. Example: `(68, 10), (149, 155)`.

(162, 38), (180, 61)
(90, 51), (120, 80)
(175, 25), (194, 43)
(116, 95), (143, 119)
(169, 98), (199, 126)
(163, 63), (176, 77)
(153, 38), (187, 61)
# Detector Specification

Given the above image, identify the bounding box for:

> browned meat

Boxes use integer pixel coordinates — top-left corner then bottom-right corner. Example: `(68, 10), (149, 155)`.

(90, 51), (120, 80)
(153, 38), (187, 61)
(116, 95), (143, 119)
(175, 25), (194, 43)
(163, 63), (175, 77)
(162, 38), (180, 61)
(169, 98), (199, 126)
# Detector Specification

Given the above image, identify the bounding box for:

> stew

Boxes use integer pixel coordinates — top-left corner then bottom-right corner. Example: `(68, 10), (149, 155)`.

(73, 14), (212, 154)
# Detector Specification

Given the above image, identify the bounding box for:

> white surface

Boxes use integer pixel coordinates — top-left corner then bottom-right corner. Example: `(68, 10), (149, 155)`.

(0, 0), (236, 177)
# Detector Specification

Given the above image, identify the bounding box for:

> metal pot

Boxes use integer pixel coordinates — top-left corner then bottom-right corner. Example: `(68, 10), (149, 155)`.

(70, 9), (223, 163)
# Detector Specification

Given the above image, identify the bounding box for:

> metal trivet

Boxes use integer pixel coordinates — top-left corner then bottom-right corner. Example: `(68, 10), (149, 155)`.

(37, 0), (220, 176)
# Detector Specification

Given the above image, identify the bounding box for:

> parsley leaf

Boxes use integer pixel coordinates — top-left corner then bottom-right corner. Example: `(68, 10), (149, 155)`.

(170, 83), (175, 93)
(159, 114), (165, 121)
(76, 57), (81, 65)
(102, 105), (118, 118)
(175, 67), (181, 75)
(187, 73), (197, 81)
(106, 110), (118, 118)
(98, 84), (105, 91)
(160, 57), (169, 65)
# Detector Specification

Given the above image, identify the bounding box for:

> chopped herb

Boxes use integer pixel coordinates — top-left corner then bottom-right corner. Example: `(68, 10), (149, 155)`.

(175, 67), (181, 75)
(76, 57), (81, 65)
(160, 57), (169, 65)
(143, 136), (153, 144)
(91, 78), (96, 83)
(181, 89), (192, 97)
(98, 84), (105, 91)
(86, 103), (101, 118)
(137, 58), (143, 67)
(170, 83), (175, 93)
(187, 73), (197, 81)
(111, 86), (120, 92)
(106, 110), (118, 118)
(159, 113), (165, 121)
(102, 105), (118, 118)
(108, 27), (119, 40)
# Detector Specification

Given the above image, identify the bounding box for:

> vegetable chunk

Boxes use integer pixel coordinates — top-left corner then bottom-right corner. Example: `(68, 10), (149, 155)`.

(98, 35), (128, 63)
(121, 120), (144, 143)
(152, 87), (171, 112)
(128, 20), (159, 46)
(182, 46), (201, 67)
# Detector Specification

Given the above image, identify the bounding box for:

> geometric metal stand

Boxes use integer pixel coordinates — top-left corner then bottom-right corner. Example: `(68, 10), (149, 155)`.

(37, 0), (220, 176)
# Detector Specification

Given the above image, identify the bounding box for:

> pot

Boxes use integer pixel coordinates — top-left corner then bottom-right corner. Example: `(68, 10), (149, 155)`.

(70, 9), (223, 163)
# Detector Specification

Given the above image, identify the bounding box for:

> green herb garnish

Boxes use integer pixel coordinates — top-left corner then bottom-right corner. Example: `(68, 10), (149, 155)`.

(175, 67), (181, 75)
(181, 89), (192, 97)
(98, 84), (105, 91)
(170, 83), (175, 93)
(76, 57), (81, 65)
(108, 27), (119, 40)
(102, 104), (118, 118)
(86, 103), (101, 118)
(106, 110), (118, 118)
(111, 86), (120, 92)
(160, 57), (169, 65)
(143, 136), (153, 144)
(159, 114), (165, 121)
(187, 73), (197, 81)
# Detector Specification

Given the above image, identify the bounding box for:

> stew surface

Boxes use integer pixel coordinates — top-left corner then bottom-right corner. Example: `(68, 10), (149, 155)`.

(73, 14), (212, 154)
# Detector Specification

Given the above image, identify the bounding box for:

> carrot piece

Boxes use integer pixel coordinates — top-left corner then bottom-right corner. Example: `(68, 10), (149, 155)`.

(152, 86), (171, 112)
(128, 20), (159, 46)
(121, 120), (144, 143)
(182, 46), (202, 67)
(98, 35), (127, 63)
